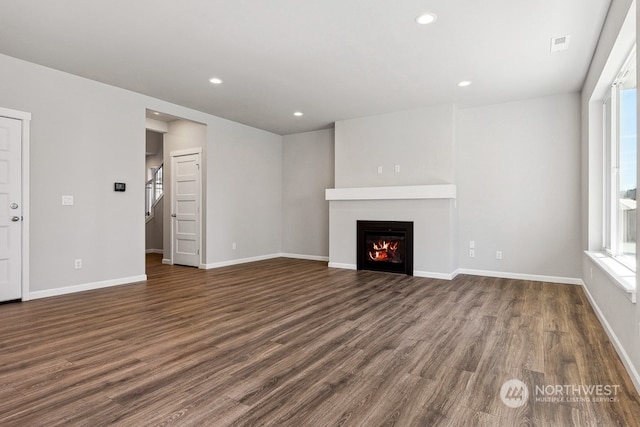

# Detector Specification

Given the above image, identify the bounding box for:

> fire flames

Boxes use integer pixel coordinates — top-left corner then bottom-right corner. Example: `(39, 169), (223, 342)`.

(368, 240), (399, 262)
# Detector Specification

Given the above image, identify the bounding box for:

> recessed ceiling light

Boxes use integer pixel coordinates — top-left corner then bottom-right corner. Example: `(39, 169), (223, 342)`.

(416, 13), (437, 25)
(458, 80), (472, 87)
(294, 111), (304, 117)
(209, 77), (223, 85)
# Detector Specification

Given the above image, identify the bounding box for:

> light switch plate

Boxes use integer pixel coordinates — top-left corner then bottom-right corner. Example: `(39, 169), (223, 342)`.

(62, 195), (74, 206)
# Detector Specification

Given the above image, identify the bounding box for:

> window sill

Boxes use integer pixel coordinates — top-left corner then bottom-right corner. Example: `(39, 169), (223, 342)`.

(585, 251), (636, 303)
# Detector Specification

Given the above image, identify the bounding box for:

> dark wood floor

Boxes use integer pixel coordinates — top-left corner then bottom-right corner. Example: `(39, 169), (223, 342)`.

(0, 255), (639, 426)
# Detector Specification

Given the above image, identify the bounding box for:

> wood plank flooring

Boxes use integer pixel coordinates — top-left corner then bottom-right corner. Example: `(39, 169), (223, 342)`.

(0, 254), (639, 426)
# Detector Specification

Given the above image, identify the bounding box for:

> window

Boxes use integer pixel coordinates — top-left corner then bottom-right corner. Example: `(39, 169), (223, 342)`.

(154, 165), (163, 201)
(146, 164), (164, 217)
(604, 47), (637, 271)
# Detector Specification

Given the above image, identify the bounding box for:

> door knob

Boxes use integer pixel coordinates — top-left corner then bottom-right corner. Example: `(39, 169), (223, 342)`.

(11, 216), (20, 222)
(171, 213), (176, 218)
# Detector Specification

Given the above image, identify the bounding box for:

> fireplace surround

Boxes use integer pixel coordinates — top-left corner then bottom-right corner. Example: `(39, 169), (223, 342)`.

(327, 184), (457, 279)
(357, 220), (414, 275)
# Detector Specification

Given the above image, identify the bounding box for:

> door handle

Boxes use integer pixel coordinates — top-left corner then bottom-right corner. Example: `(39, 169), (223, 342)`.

(171, 214), (176, 218)
(11, 216), (20, 222)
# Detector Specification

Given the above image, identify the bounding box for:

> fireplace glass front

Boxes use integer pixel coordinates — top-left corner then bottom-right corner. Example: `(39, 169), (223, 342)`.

(357, 220), (413, 275)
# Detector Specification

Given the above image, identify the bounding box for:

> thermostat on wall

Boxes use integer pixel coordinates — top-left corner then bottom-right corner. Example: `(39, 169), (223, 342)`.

(114, 182), (126, 192)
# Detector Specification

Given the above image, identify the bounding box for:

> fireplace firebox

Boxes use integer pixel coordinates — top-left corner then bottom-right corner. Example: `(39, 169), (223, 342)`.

(357, 220), (413, 275)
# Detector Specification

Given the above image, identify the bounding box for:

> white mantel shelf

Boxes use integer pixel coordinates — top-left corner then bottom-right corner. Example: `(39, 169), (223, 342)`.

(325, 184), (456, 201)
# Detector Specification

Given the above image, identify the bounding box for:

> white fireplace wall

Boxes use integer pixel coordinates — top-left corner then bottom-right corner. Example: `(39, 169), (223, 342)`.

(334, 104), (455, 187)
(330, 104), (458, 277)
(329, 199), (456, 278)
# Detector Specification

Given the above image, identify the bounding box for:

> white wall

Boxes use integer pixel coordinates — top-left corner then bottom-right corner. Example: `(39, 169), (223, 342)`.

(145, 130), (163, 175)
(581, 0), (640, 392)
(457, 93), (582, 280)
(282, 129), (334, 259)
(335, 104), (455, 187)
(206, 119), (283, 266)
(329, 94), (583, 281)
(0, 53), (283, 296)
(0, 54), (146, 294)
(145, 199), (163, 252)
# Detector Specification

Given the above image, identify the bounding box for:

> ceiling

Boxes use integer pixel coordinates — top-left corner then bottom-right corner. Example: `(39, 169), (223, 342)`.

(0, 0), (611, 135)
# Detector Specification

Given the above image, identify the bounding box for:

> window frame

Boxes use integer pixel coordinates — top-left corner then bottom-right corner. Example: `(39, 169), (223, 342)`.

(603, 46), (637, 272)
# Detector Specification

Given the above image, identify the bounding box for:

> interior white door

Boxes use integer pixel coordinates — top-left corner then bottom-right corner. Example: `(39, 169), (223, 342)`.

(171, 151), (201, 267)
(0, 117), (22, 301)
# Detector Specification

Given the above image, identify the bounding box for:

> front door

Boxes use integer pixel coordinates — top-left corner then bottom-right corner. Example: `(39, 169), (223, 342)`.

(0, 117), (22, 301)
(171, 151), (201, 267)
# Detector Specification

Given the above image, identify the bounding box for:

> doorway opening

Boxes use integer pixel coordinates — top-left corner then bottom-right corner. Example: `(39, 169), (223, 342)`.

(145, 110), (206, 270)
(145, 129), (164, 256)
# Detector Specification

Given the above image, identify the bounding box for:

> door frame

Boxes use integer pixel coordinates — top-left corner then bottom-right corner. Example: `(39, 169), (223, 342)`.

(0, 107), (30, 301)
(169, 147), (202, 267)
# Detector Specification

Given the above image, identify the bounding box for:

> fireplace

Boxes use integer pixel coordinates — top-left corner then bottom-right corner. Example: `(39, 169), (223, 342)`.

(357, 220), (413, 275)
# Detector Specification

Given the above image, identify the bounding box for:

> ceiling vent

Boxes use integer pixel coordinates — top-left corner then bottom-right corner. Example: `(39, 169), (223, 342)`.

(550, 35), (570, 52)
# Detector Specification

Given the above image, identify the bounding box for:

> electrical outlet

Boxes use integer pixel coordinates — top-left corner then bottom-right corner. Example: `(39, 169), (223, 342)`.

(377, 166), (383, 174)
(469, 249), (475, 258)
(74, 259), (82, 269)
(496, 251), (503, 260)
(232, 242), (236, 250)
(394, 164), (400, 173)
(469, 240), (475, 249)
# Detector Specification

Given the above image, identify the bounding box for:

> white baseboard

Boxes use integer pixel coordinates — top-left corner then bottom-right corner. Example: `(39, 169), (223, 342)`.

(456, 268), (582, 285)
(203, 253), (328, 270)
(328, 262), (357, 270)
(145, 249), (163, 254)
(280, 253), (329, 262)
(162, 258), (172, 265)
(328, 263), (454, 279)
(204, 253), (281, 269)
(581, 281), (640, 395)
(324, 264), (579, 284)
(414, 270), (456, 280)
(27, 275), (147, 300)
